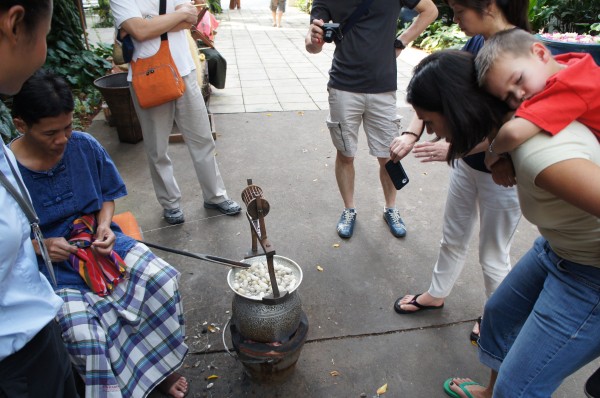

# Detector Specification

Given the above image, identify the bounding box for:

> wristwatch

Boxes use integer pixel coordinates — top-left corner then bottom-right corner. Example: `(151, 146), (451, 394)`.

(394, 38), (406, 50)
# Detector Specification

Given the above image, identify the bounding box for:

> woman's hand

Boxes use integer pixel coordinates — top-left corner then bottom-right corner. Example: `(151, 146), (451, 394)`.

(489, 157), (516, 187)
(413, 140), (449, 162)
(36, 237), (78, 262)
(92, 224), (116, 256)
(389, 135), (417, 162)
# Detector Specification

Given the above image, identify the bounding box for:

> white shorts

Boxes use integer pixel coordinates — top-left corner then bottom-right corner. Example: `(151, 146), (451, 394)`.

(326, 87), (401, 158)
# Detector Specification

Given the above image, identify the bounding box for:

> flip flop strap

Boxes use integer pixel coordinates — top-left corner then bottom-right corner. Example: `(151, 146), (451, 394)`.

(408, 293), (426, 309)
(456, 381), (479, 398)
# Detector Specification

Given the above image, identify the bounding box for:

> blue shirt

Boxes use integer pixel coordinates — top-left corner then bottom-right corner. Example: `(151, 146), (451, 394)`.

(0, 143), (63, 361)
(14, 132), (136, 291)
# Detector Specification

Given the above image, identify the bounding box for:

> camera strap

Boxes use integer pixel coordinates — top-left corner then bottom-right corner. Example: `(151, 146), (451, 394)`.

(341, 0), (376, 36)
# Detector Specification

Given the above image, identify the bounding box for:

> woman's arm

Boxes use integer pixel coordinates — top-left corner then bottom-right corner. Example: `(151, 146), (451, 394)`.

(535, 158), (600, 218)
(92, 201), (117, 255)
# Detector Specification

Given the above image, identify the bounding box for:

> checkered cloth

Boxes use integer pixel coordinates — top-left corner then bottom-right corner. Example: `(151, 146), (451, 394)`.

(56, 242), (188, 398)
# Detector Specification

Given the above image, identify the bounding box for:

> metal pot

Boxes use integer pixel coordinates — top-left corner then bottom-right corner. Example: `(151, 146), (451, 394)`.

(227, 255), (303, 342)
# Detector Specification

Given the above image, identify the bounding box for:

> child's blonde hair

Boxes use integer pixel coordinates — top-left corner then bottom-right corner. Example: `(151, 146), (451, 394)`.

(475, 29), (541, 86)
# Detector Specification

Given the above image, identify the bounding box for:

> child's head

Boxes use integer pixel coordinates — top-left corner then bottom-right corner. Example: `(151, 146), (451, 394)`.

(475, 29), (557, 109)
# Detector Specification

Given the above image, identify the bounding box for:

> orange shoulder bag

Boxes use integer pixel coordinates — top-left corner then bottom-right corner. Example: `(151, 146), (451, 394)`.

(130, 0), (186, 108)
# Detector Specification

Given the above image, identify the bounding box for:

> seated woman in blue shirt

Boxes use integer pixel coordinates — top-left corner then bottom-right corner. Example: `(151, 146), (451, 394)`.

(9, 70), (189, 398)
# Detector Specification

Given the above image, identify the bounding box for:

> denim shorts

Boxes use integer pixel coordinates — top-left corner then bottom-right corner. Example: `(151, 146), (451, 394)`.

(326, 87), (401, 158)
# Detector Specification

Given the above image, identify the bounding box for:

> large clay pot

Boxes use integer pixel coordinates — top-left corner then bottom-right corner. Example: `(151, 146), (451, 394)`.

(228, 255), (303, 343)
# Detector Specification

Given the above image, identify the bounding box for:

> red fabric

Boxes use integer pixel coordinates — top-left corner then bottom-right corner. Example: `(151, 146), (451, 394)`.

(516, 53), (600, 139)
(68, 214), (126, 296)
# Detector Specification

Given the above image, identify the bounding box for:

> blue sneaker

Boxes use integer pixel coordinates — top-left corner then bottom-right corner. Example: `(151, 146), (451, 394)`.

(337, 208), (356, 238)
(164, 207), (185, 225)
(204, 199), (242, 215)
(383, 208), (406, 237)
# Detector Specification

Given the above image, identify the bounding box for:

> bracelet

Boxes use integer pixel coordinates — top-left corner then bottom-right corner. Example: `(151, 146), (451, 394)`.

(488, 138), (509, 158)
(401, 131), (420, 141)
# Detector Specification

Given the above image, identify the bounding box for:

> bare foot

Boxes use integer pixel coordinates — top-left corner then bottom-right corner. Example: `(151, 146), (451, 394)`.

(397, 292), (444, 313)
(447, 377), (489, 398)
(158, 372), (188, 398)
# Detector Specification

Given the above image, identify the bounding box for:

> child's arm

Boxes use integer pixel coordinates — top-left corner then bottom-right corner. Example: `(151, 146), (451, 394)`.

(491, 117), (543, 154)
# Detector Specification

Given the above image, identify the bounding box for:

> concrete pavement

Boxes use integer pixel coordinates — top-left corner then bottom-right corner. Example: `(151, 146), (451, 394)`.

(86, 2), (597, 397)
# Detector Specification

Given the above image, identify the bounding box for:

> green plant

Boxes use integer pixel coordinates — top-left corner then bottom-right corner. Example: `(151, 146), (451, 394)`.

(529, 0), (600, 33)
(0, 101), (18, 145)
(93, 0), (114, 28)
(295, 0), (313, 14)
(207, 0), (222, 14)
(411, 20), (467, 52)
(39, 0), (112, 129)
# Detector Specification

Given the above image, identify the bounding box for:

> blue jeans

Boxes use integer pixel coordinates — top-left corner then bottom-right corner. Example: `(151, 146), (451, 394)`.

(479, 237), (600, 397)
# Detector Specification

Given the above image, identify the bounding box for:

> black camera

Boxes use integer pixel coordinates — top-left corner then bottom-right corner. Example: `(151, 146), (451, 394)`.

(322, 23), (341, 43)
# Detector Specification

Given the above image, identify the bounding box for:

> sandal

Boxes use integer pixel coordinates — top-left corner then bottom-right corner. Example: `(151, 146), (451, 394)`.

(469, 316), (482, 346)
(393, 293), (444, 314)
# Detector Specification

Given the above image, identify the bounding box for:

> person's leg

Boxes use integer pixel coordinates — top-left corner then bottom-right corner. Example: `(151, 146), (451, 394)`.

(475, 172), (521, 298)
(175, 73), (233, 206)
(469, 172), (521, 341)
(362, 92), (406, 237)
(326, 88), (365, 238)
(488, 240), (600, 397)
(270, 0), (277, 25)
(129, 85), (181, 211)
(335, 151), (355, 209)
(57, 243), (189, 398)
(396, 162), (478, 311)
(277, 10), (283, 27)
(271, 10), (277, 26)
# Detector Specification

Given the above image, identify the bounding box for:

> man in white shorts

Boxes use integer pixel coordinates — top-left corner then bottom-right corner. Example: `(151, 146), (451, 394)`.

(305, 0), (437, 238)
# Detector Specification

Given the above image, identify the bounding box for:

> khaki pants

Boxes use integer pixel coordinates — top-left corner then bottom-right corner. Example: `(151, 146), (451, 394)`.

(130, 72), (228, 210)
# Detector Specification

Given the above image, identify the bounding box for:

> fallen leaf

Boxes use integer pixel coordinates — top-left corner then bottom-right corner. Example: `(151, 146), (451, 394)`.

(266, 113), (272, 116)
(206, 375), (219, 380)
(377, 383), (388, 395)
(207, 325), (216, 333)
(297, 111), (305, 116)
(316, 265), (324, 272)
(332, 243), (340, 248)
(330, 370), (340, 377)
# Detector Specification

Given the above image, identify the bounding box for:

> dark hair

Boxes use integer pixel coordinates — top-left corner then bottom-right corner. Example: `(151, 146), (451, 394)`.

(443, 0), (531, 32)
(0, 1), (52, 32)
(12, 69), (74, 126)
(406, 50), (508, 163)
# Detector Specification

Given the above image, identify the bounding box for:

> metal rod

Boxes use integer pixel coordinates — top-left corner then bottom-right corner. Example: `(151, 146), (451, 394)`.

(138, 240), (250, 268)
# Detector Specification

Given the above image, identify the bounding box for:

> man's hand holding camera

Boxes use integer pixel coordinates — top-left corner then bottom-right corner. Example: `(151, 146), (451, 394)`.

(306, 19), (325, 53)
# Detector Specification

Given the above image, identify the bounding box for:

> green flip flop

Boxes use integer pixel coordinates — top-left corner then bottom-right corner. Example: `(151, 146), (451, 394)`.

(443, 377), (481, 398)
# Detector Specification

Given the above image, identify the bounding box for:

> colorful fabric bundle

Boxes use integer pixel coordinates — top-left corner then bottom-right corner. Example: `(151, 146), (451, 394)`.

(68, 214), (126, 296)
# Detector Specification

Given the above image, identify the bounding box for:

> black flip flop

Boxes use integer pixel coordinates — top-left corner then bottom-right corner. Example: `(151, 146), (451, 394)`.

(470, 316), (482, 346)
(393, 293), (444, 314)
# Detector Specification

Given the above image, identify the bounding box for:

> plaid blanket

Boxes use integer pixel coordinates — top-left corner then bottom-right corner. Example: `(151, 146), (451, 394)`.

(56, 242), (188, 398)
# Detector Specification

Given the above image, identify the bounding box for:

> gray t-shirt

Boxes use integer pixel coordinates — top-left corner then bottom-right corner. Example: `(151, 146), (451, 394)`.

(311, 0), (419, 93)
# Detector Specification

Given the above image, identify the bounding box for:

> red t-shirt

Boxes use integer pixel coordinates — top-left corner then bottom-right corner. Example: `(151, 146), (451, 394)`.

(516, 53), (600, 139)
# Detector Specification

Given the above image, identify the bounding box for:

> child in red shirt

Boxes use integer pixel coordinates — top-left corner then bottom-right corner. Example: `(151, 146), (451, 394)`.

(475, 29), (600, 162)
